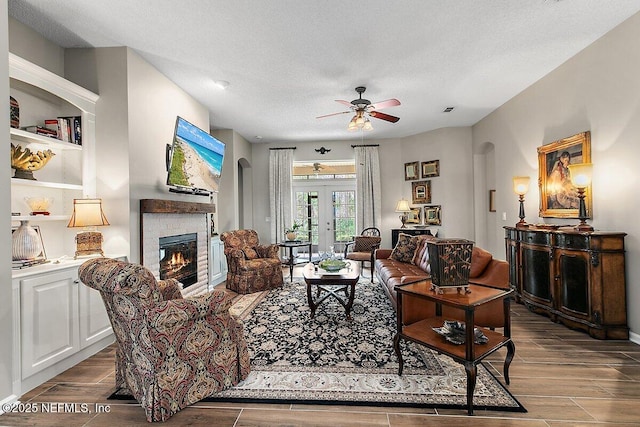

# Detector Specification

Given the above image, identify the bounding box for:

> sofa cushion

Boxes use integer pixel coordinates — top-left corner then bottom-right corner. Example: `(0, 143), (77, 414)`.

(389, 233), (418, 263)
(470, 246), (492, 278)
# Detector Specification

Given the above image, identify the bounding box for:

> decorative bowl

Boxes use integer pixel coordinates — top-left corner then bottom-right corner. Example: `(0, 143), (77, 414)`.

(432, 320), (489, 345)
(319, 259), (347, 272)
(24, 197), (53, 215)
(11, 143), (56, 180)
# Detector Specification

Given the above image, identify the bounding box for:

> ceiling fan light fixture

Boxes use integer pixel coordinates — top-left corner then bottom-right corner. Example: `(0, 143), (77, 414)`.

(363, 118), (373, 131)
(347, 117), (358, 131)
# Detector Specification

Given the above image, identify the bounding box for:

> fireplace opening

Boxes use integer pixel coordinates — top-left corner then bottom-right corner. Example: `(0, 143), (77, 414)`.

(159, 233), (197, 288)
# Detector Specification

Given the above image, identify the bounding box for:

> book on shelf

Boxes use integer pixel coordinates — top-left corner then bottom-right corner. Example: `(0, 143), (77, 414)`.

(57, 116), (82, 145)
(22, 125), (59, 139)
(12, 258), (49, 269)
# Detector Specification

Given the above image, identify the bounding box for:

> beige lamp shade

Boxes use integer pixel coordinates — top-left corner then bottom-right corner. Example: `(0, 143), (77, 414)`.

(512, 176), (530, 196)
(567, 163), (593, 188)
(67, 198), (110, 228)
(395, 199), (411, 212)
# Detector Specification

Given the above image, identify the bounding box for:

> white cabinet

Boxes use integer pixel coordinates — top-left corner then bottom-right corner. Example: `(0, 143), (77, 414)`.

(209, 236), (227, 288)
(12, 258), (120, 396)
(20, 269), (80, 379)
(9, 53), (98, 259)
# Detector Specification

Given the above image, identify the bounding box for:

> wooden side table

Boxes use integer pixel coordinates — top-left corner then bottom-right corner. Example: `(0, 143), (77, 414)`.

(279, 241), (312, 281)
(394, 280), (515, 415)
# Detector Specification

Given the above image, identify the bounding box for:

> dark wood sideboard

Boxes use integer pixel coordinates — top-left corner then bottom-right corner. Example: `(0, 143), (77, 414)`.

(391, 228), (433, 247)
(504, 226), (628, 339)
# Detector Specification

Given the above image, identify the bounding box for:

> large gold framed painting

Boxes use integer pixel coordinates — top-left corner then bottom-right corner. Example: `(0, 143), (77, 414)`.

(537, 131), (591, 218)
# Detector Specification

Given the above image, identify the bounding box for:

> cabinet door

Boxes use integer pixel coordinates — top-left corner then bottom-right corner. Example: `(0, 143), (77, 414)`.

(21, 270), (79, 379)
(520, 243), (553, 304)
(78, 283), (112, 348)
(556, 250), (590, 318)
(505, 237), (519, 293)
(209, 237), (227, 287)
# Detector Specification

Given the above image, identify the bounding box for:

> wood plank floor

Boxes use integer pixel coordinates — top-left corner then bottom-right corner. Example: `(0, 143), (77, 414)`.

(3, 269), (640, 426)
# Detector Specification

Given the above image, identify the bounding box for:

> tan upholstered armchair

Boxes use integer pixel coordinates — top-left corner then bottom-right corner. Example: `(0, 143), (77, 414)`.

(78, 258), (250, 422)
(344, 227), (381, 283)
(220, 229), (284, 294)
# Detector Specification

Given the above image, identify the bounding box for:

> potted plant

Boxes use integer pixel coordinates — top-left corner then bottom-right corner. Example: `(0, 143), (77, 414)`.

(285, 222), (302, 241)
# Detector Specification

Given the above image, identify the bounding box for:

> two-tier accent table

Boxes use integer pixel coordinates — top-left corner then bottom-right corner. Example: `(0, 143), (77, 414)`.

(394, 280), (515, 415)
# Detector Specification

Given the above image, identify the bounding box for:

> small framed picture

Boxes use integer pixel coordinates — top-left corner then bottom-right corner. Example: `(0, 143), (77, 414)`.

(412, 180), (431, 204)
(423, 205), (442, 226)
(489, 190), (496, 212)
(406, 207), (421, 224)
(404, 161), (419, 180)
(421, 160), (440, 178)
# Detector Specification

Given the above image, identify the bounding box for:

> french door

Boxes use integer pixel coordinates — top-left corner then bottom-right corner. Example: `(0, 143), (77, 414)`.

(293, 182), (356, 256)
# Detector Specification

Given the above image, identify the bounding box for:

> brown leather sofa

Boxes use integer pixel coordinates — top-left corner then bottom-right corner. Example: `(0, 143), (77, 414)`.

(375, 234), (510, 327)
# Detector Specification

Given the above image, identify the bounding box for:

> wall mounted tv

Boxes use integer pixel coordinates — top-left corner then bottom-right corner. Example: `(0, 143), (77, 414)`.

(166, 116), (225, 196)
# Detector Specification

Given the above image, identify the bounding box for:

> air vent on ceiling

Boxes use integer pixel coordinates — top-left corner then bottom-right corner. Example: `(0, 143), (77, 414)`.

(443, 107), (455, 113)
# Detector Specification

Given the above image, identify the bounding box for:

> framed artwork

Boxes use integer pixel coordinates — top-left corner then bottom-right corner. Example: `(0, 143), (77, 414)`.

(411, 180), (431, 204)
(405, 207), (421, 224)
(424, 205), (442, 225)
(404, 161), (419, 180)
(421, 160), (440, 178)
(489, 189), (496, 212)
(538, 131), (592, 218)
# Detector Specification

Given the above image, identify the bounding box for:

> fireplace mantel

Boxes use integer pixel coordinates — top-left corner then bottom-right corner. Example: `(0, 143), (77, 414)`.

(140, 199), (216, 214)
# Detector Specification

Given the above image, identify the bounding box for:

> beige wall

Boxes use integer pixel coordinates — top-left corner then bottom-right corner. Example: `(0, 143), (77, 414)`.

(473, 12), (640, 339)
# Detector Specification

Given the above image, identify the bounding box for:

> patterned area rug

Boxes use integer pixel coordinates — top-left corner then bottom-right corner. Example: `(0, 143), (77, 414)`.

(210, 279), (526, 412)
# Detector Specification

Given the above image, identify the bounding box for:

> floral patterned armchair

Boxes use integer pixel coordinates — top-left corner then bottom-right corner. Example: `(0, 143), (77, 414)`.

(220, 229), (284, 294)
(78, 258), (250, 422)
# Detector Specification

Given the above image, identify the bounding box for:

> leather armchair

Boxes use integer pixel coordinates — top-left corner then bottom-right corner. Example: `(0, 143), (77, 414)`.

(78, 258), (250, 422)
(220, 229), (284, 294)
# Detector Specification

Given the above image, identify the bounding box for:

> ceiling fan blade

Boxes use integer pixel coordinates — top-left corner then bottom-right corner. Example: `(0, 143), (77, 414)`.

(316, 110), (351, 119)
(370, 98), (401, 110)
(369, 111), (400, 123)
(335, 100), (353, 107)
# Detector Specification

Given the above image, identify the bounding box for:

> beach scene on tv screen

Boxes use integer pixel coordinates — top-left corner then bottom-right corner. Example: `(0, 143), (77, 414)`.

(168, 118), (224, 192)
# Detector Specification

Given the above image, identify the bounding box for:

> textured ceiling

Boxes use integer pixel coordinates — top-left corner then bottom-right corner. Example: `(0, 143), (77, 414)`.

(8, 0), (640, 143)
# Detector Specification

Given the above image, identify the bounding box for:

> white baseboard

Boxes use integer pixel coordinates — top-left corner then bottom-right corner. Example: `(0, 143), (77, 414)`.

(629, 330), (640, 345)
(0, 394), (19, 415)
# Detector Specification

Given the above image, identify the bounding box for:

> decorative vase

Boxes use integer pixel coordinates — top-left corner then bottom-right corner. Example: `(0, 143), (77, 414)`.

(12, 220), (43, 260)
(286, 232), (297, 241)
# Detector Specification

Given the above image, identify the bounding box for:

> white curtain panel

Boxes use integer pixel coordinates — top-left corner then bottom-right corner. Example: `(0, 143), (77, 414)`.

(354, 146), (382, 231)
(269, 149), (294, 243)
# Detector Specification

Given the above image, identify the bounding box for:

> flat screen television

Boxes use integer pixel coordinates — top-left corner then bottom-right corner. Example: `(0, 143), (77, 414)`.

(166, 116), (225, 195)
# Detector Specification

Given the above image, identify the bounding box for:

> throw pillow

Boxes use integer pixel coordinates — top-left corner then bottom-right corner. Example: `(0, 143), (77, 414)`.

(470, 246), (492, 277)
(242, 247), (259, 259)
(411, 235), (436, 272)
(352, 236), (382, 252)
(390, 233), (418, 263)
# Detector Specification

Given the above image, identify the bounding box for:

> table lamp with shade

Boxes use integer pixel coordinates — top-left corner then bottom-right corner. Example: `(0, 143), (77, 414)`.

(67, 198), (110, 258)
(567, 163), (594, 231)
(395, 199), (412, 228)
(513, 176), (530, 229)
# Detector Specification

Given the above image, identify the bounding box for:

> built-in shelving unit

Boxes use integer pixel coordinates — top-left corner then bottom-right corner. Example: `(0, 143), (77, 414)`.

(8, 53), (113, 399)
(9, 52), (98, 260)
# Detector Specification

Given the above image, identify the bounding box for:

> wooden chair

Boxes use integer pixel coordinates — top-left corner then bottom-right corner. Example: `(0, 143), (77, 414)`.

(344, 227), (381, 283)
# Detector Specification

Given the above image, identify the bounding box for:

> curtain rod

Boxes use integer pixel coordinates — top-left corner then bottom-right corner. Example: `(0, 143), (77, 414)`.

(269, 147), (297, 150)
(351, 144), (380, 148)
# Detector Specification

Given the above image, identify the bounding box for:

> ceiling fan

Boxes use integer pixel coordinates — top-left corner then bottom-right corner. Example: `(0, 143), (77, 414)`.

(317, 86), (401, 131)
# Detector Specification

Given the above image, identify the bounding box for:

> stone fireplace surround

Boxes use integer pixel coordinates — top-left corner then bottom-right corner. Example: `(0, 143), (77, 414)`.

(140, 199), (216, 297)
